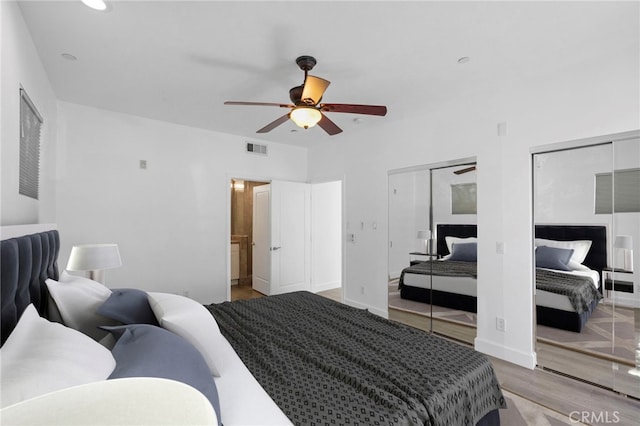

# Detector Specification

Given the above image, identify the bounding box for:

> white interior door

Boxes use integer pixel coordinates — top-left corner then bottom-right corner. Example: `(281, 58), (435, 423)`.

(270, 180), (311, 294)
(252, 184), (271, 295)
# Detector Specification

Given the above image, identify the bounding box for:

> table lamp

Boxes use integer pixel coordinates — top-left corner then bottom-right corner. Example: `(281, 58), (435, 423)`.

(66, 244), (122, 284)
(614, 235), (633, 272)
(416, 230), (431, 254)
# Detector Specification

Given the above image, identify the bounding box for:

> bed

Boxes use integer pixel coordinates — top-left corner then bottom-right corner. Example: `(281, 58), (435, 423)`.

(399, 224), (478, 313)
(399, 224), (605, 333)
(1, 225), (506, 425)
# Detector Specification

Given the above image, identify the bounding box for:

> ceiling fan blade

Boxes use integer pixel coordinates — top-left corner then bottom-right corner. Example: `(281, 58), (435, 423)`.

(225, 101), (294, 108)
(256, 114), (291, 133)
(454, 166), (477, 175)
(301, 75), (330, 105)
(317, 113), (343, 136)
(320, 103), (387, 116)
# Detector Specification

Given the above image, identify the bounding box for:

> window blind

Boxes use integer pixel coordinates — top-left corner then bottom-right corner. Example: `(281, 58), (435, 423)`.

(19, 88), (43, 200)
(595, 168), (640, 213)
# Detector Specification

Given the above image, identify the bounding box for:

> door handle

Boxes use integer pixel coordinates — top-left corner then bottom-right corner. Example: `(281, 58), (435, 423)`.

(270, 246), (281, 251)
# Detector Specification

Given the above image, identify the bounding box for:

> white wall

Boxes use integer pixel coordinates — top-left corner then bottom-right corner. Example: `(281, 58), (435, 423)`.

(1, 1), (57, 225)
(308, 31), (639, 368)
(311, 180), (342, 292)
(56, 102), (308, 303)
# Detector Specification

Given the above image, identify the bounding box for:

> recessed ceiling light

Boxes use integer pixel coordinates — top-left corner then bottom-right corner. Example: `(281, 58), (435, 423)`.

(82, 0), (108, 11)
(457, 57), (470, 64)
(61, 53), (77, 61)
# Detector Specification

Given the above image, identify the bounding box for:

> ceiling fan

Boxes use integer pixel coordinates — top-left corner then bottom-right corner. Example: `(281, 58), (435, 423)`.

(224, 55), (387, 135)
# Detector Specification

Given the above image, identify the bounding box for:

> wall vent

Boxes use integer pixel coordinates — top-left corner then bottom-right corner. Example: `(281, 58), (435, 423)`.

(246, 142), (267, 155)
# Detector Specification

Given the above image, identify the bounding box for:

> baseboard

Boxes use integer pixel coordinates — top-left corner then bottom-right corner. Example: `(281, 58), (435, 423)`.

(343, 297), (388, 319)
(389, 270), (402, 280)
(474, 337), (537, 370)
(312, 280), (341, 293)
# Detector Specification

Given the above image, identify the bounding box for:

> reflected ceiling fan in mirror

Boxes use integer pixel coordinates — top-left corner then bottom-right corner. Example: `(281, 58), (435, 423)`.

(454, 165), (477, 175)
(224, 55), (387, 135)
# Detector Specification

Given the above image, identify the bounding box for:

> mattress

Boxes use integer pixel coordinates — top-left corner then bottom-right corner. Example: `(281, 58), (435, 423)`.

(402, 273), (477, 297)
(401, 261), (600, 315)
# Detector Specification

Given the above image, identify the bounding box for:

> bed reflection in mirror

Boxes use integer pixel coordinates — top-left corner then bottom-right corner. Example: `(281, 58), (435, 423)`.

(388, 159), (477, 344)
(533, 134), (639, 399)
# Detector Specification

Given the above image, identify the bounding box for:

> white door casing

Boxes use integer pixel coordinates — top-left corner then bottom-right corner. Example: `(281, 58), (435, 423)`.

(252, 184), (271, 295)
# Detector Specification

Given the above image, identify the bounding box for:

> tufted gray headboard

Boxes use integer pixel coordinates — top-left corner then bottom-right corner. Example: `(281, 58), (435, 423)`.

(1, 229), (60, 346)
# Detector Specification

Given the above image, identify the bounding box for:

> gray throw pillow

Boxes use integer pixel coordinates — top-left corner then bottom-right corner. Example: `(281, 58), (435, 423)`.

(102, 324), (221, 425)
(535, 245), (574, 271)
(97, 288), (159, 326)
(449, 242), (477, 262)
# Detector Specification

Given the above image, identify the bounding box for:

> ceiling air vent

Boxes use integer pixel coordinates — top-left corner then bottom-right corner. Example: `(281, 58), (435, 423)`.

(246, 142), (267, 155)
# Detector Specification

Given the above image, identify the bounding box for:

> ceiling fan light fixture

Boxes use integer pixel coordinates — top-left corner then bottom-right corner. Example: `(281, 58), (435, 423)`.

(289, 107), (322, 129)
(82, 0), (108, 11)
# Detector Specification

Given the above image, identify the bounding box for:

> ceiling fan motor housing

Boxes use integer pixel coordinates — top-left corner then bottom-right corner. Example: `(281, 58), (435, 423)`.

(289, 85), (304, 104)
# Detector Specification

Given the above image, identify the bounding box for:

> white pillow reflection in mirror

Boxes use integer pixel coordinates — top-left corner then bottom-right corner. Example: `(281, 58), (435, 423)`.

(444, 236), (477, 254)
(534, 239), (592, 265)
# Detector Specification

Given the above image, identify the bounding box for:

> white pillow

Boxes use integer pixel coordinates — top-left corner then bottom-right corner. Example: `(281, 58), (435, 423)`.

(45, 271), (118, 340)
(0, 304), (116, 408)
(567, 260), (593, 272)
(148, 292), (224, 377)
(534, 238), (592, 264)
(444, 236), (477, 254)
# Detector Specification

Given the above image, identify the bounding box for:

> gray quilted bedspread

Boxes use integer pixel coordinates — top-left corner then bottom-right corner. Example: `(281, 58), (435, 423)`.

(535, 268), (602, 313)
(207, 291), (505, 426)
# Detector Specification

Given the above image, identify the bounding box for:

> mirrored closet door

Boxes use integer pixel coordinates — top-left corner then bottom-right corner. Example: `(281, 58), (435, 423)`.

(388, 159), (478, 344)
(532, 132), (639, 399)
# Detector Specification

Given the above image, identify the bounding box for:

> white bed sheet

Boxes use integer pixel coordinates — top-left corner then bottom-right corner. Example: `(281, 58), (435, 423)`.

(213, 334), (293, 426)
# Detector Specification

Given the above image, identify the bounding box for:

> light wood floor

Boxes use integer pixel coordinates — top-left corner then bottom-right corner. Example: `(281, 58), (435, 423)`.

(231, 285), (640, 424)
(230, 283), (264, 301)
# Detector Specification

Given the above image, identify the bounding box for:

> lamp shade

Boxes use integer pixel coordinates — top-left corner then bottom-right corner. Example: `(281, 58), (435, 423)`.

(66, 244), (122, 272)
(289, 107), (322, 129)
(416, 230), (430, 240)
(614, 235), (633, 250)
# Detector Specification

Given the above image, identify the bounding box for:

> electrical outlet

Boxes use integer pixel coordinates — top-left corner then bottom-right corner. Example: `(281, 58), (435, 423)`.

(496, 317), (506, 332)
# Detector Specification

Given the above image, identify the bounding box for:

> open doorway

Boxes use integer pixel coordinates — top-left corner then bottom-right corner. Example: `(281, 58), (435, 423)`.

(230, 179), (268, 301)
(228, 178), (343, 302)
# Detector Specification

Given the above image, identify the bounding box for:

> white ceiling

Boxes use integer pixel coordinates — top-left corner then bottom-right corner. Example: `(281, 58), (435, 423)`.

(17, 1), (639, 146)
